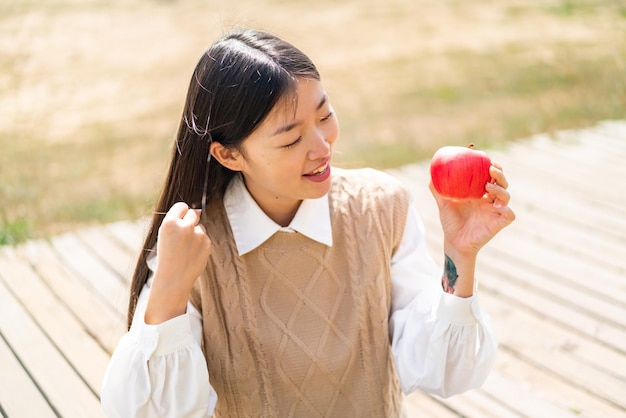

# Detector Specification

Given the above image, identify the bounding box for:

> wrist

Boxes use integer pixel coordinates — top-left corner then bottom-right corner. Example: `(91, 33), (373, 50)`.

(442, 243), (477, 298)
(144, 275), (191, 325)
(144, 297), (188, 325)
(443, 237), (479, 259)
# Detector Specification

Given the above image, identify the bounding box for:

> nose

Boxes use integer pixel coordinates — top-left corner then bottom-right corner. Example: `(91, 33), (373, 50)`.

(307, 128), (332, 160)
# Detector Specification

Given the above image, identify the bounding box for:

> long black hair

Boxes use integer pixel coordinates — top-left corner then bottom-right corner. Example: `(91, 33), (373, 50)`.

(127, 29), (320, 328)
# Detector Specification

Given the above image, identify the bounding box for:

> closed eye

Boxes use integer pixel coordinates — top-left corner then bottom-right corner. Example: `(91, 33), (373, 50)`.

(282, 136), (302, 149)
(320, 111), (334, 122)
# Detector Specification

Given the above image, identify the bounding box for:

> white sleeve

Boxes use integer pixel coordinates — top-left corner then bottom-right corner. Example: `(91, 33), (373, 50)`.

(389, 204), (498, 398)
(100, 278), (217, 417)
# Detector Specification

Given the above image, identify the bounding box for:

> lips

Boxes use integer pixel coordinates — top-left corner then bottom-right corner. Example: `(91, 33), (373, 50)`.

(303, 159), (331, 182)
(303, 159), (330, 177)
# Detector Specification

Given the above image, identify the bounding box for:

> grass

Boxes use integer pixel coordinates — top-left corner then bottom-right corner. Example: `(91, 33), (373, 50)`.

(1, 0), (625, 244)
(333, 40), (626, 167)
(0, 218), (31, 246)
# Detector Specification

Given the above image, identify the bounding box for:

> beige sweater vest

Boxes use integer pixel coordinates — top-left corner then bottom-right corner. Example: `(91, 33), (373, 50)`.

(191, 168), (411, 417)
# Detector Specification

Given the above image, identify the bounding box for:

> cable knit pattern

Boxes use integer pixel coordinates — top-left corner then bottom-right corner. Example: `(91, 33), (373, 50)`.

(190, 168), (411, 417)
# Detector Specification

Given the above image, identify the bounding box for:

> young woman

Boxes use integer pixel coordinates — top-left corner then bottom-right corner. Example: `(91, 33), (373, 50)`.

(101, 29), (515, 417)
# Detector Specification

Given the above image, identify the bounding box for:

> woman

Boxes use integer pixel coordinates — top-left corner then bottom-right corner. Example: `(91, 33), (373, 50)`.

(101, 29), (515, 417)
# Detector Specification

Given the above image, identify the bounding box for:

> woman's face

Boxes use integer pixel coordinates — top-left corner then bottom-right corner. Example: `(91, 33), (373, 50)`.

(235, 78), (339, 225)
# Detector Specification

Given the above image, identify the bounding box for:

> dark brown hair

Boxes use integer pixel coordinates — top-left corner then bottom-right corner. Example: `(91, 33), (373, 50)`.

(127, 29), (320, 328)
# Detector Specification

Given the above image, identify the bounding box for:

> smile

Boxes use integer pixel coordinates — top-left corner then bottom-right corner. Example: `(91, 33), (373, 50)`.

(304, 159), (329, 176)
(310, 163), (328, 175)
(303, 160), (331, 182)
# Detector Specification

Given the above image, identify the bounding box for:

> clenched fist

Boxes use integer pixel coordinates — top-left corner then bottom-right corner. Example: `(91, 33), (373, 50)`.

(145, 202), (212, 324)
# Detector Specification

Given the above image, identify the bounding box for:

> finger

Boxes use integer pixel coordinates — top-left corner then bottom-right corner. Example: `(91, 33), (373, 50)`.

(494, 205), (516, 223)
(195, 222), (208, 236)
(486, 182), (511, 207)
(489, 164), (509, 189)
(183, 206), (200, 225)
(193, 224), (212, 255)
(189, 209), (203, 225)
(165, 201), (190, 221)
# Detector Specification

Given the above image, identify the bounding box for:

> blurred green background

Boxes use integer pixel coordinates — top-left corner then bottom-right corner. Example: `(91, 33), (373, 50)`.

(1, 0), (625, 244)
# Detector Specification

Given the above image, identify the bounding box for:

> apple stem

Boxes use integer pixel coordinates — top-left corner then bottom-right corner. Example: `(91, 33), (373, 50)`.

(468, 143), (475, 149)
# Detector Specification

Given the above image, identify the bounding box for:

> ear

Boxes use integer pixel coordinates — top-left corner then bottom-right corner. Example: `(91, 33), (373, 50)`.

(210, 142), (244, 171)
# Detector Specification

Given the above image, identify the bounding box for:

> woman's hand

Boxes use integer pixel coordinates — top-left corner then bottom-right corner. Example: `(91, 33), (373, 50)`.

(430, 163), (516, 257)
(145, 202), (212, 324)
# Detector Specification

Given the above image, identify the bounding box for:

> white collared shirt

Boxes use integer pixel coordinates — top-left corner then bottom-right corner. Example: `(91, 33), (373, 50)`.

(101, 174), (497, 418)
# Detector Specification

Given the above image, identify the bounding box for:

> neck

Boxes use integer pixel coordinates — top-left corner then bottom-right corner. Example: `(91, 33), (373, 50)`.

(239, 176), (302, 227)
(261, 199), (302, 227)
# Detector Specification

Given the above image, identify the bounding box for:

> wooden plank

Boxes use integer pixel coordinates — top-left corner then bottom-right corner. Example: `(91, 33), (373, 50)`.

(480, 295), (626, 410)
(17, 239), (125, 354)
(50, 232), (128, 316)
(531, 128), (626, 170)
(473, 207), (624, 290)
(478, 254), (626, 355)
(0, 278), (105, 417)
(482, 347), (621, 418)
(489, 152), (626, 234)
(508, 131), (626, 172)
(478, 234), (626, 331)
(0, 247), (111, 396)
(446, 371), (574, 418)
(493, 135), (626, 205)
(404, 392), (462, 418)
(508, 205), (625, 274)
(434, 386), (525, 418)
(75, 224), (136, 281)
(106, 218), (148, 256)
(595, 121), (626, 150)
(0, 332), (56, 418)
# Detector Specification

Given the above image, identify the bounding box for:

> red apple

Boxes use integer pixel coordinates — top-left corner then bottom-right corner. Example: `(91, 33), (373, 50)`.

(430, 144), (492, 199)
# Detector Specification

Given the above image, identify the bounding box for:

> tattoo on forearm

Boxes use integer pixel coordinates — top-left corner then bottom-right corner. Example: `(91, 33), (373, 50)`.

(443, 254), (458, 294)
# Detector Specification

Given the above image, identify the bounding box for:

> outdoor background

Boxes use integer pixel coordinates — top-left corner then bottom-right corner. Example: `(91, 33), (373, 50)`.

(1, 0), (625, 244)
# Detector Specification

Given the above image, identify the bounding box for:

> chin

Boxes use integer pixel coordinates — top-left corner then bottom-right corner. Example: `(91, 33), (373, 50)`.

(311, 182), (332, 199)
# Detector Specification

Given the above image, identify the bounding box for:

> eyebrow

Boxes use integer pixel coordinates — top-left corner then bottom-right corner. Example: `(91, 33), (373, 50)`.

(271, 94), (328, 136)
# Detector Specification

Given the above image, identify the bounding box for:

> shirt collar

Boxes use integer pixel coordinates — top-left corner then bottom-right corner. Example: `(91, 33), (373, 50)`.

(223, 175), (333, 255)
